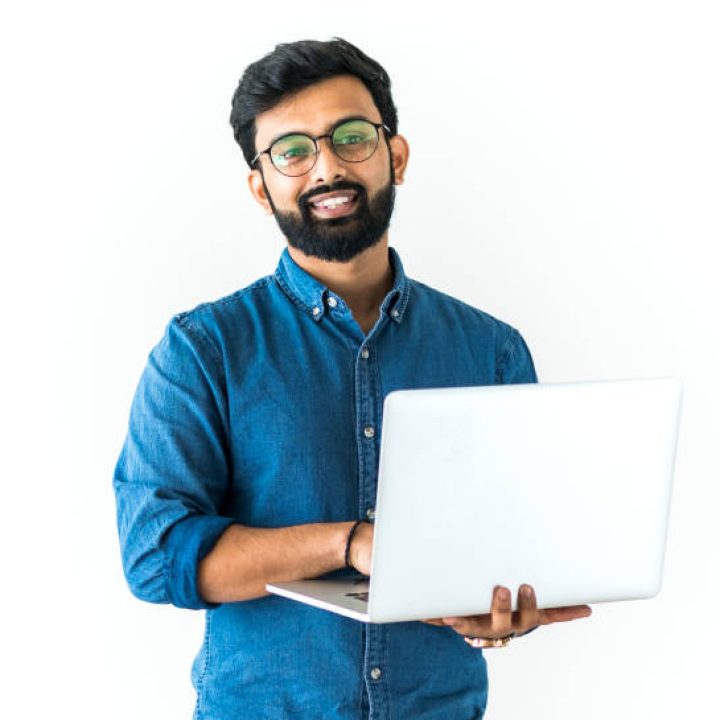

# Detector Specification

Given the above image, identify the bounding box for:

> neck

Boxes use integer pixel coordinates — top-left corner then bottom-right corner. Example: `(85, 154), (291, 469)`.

(287, 235), (393, 325)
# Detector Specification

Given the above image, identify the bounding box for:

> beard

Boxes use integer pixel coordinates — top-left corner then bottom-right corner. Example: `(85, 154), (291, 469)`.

(264, 170), (396, 263)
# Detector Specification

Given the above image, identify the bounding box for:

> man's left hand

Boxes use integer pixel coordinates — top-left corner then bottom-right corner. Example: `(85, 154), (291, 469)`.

(423, 584), (592, 639)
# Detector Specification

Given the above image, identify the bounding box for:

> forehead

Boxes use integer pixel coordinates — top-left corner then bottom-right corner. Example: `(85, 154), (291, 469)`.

(254, 75), (382, 149)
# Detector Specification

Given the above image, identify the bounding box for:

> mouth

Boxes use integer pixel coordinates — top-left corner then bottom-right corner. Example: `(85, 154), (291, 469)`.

(308, 190), (359, 219)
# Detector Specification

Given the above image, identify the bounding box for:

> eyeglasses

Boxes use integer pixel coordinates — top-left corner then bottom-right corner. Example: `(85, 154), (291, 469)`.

(252, 118), (391, 177)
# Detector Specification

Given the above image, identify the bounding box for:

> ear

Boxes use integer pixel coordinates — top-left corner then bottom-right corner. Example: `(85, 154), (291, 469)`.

(247, 168), (274, 215)
(388, 134), (410, 185)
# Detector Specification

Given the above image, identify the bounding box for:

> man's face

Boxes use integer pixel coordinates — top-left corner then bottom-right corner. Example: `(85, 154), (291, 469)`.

(248, 75), (408, 263)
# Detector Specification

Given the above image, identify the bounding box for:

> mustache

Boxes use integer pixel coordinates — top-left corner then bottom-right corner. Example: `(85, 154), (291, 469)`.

(300, 180), (367, 208)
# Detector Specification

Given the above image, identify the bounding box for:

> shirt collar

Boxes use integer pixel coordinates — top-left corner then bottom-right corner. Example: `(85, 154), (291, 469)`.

(273, 246), (411, 324)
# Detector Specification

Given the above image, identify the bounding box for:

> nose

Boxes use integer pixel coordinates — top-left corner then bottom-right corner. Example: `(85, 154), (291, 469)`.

(309, 136), (346, 185)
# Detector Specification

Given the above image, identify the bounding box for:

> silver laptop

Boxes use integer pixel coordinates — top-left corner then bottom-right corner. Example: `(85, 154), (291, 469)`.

(267, 377), (683, 623)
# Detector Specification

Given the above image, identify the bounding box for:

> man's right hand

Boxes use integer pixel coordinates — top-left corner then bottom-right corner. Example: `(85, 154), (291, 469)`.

(347, 521), (374, 575)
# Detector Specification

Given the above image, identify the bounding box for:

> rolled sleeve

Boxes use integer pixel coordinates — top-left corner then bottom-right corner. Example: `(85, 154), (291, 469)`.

(497, 327), (538, 385)
(162, 514), (235, 609)
(113, 314), (234, 610)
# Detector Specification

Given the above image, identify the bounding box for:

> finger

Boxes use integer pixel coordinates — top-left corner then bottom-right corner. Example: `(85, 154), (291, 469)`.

(517, 584), (540, 631)
(539, 605), (592, 625)
(441, 614), (492, 637)
(491, 585), (513, 636)
(420, 618), (447, 626)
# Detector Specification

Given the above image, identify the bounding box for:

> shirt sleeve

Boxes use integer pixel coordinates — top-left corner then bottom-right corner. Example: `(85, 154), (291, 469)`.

(496, 327), (538, 385)
(113, 315), (235, 610)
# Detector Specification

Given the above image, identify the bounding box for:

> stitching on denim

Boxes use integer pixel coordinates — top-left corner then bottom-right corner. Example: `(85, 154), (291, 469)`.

(496, 328), (516, 384)
(273, 271), (316, 317)
(175, 314), (224, 370)
(371, 338), (384, 470)
(194, 612), (213, 718)
(394, 276), (413, 317)
(380, 625), (391, 714)
(411, 279), (503, 329)
(175, 276), (272, 323)
(214, 275), (273, 307)
(162, 554), (174, 606)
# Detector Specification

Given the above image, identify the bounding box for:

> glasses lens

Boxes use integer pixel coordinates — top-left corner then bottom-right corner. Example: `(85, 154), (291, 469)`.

(270, 134), (316, 176)
(332, 120), (379, 162)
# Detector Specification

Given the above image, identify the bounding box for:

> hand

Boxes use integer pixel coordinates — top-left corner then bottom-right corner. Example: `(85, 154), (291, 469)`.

(347, 521), (374, 575)
(423, 584), (592, 639)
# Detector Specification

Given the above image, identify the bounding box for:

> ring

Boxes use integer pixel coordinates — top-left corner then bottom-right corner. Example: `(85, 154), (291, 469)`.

(464, 633), (515, 648)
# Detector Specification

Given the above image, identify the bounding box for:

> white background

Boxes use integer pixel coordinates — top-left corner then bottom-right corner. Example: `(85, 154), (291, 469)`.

(2, 1), (718, 717)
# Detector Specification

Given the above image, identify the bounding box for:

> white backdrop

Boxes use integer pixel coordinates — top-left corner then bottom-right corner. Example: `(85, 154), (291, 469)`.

(2, 1), (718, 717)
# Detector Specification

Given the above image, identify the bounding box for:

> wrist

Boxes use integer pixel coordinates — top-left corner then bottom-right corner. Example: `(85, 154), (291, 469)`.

(516, 625), (539, 638)
(344, 520), (365, 569)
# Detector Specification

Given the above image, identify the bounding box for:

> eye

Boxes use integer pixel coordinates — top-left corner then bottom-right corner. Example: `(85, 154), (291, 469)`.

(333, 120), (376, 147)
(335, 134), (366, 145)
(283, 147), (311, 158)
(271, 135), (315, 166)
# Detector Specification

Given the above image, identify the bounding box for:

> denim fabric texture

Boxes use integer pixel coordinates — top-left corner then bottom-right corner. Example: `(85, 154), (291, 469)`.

(114, 247), (538, 719)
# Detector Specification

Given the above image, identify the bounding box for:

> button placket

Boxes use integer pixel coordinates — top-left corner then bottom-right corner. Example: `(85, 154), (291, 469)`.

(363, 622), (389, 716)
(355, 326), (385, 716)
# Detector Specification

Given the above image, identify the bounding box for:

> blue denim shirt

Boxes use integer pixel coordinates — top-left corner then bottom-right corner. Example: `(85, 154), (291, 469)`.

(114, 247), (537, 720)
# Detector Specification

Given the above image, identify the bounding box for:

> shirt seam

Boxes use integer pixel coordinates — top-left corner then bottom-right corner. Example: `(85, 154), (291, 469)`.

(410, 279), (506, 327)
(173, 314), (223, 369)
(495, 327), (516, 384)
(194, 611), (213, 718)
(173, 275), (274, 321)
(213, 275), (274, 308)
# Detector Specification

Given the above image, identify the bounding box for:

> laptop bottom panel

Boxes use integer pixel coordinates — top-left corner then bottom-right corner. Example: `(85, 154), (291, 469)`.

(267, 578), (371, 622)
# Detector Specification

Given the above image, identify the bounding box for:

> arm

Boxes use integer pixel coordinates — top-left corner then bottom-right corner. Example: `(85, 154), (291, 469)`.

(197, 521), (354, 603)
(114, 317), (373, 609)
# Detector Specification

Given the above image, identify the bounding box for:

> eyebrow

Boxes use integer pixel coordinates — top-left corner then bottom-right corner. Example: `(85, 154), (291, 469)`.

(264, 114), (376, 149)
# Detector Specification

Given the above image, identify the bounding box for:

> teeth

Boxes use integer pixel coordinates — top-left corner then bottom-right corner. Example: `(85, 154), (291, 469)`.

(315, 196), (352, 209)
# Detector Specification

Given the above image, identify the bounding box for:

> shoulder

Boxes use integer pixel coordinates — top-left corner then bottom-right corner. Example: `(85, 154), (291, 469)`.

(407, 278), (537, 384)
(409, 278), (517, 339)
(175, 274), (275, 324)
(159, 274), (277, 366)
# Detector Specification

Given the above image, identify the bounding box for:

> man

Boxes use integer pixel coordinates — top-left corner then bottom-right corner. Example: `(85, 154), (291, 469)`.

(114, 38), (591, 719)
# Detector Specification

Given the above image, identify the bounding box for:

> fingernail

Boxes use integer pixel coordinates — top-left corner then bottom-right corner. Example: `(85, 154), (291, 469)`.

(498, 588), (510, 601)
(522, 586), (532, 598)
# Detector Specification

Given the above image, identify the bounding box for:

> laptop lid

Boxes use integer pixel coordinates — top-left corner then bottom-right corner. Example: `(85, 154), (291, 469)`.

(366, 377), (682, 623)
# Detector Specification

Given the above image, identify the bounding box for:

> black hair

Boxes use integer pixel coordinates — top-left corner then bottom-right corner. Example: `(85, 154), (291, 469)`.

(229, 37), (398, 167)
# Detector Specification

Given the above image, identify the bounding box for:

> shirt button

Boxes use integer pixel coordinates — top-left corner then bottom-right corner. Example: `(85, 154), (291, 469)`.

(370, 667), (382, 680)
(363, 426), (375, 439)
(327, 296), (338, 308)
(361, 348), (370, 359)
(366, 507), (376, 520)
(312, 306), (320, 317)
(391, 309), (400, 318)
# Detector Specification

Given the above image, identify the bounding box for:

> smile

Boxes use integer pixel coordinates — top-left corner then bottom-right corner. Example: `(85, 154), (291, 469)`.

(309, 191), (359, 218)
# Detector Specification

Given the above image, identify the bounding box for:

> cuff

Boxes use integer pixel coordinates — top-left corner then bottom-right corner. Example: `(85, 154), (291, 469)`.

(162, 514), (236, 610)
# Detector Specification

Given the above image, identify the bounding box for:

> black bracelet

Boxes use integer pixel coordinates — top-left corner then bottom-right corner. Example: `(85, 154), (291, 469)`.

(344, 520), (365, 569)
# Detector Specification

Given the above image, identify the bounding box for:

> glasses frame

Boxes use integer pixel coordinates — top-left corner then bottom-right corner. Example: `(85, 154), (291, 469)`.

(251, 118), (391, 177)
